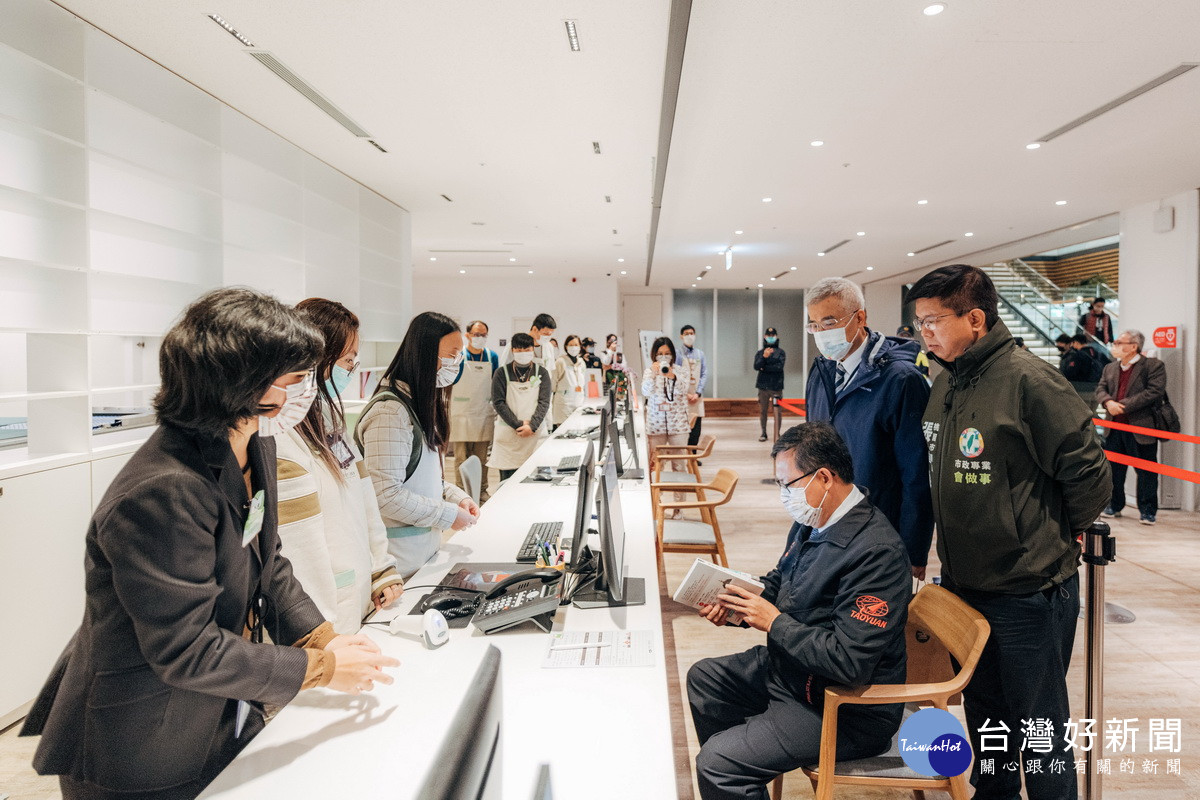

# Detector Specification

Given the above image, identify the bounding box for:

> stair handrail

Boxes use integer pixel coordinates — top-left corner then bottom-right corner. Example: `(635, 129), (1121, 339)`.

(1006, 258), (1062, 302)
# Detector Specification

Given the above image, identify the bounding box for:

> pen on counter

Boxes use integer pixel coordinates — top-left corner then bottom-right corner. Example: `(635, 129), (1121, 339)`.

(550, 642), (613, 651)
(543, 542), (555, 563)
(556, 550), (564, 565)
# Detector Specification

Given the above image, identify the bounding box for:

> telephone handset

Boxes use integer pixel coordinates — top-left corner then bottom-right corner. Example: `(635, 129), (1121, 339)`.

(472, 568), (563, 634)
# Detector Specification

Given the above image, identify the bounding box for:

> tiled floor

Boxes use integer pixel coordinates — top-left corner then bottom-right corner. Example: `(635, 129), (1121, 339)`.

(4, 418), (1199, 799)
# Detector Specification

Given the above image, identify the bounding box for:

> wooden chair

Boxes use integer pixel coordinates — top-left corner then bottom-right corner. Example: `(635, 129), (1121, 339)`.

(770, 584), (990, 800)
(653, 468), (738, 567)
(651, 435), (715, 513)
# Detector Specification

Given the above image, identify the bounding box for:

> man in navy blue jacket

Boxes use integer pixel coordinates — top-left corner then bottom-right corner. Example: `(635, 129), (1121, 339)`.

(803, 278), (933, 578)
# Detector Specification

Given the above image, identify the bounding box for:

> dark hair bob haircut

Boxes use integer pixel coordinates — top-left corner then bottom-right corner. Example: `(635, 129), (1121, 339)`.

(650, 336), (677, 363)
(153, 287), (322, 439)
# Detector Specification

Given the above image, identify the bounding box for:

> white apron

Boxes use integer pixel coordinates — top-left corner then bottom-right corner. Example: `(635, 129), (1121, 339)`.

(488, 369), (547, 470)
(449, 359), (495, 442)
(552, 356), (586, 425)
(685, 353), (706, 419)
(385, 437), (444, 578)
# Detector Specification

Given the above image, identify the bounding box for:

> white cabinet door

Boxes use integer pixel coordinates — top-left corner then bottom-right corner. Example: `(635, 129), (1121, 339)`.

(0, 463), (90, 727)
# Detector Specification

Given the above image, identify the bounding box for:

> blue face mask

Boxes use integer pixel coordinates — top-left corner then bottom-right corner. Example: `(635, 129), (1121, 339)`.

(326, 364), (353, 396)
(765, 336), (778, 345)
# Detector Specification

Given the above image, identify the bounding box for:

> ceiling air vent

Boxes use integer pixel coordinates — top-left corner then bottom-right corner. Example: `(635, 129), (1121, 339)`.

(911, 239), (956, 255)
(367, 140), (388, 153)
(1036, 63), (1199, 143)
(820, 238), (852, 255)
(246, 51), (371, 138)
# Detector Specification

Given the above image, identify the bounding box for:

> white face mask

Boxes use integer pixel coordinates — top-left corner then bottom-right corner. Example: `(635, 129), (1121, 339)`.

(436, 354), (462, 388)
(681, 334), (696, 347)
(567, 345), (581, 357)
(258, 373), (317, 438)
(656, 355), (672, 365)
(513, 351), (535, 366)
(781, 474), (828, 528)
(470, 335), (486, 350)
(813, 318), (858, 362)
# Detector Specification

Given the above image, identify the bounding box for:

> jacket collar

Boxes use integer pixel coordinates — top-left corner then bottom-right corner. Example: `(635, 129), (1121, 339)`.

(800, 492), (877, 549)
(187, 425), (265, 563)
(932, 319), (1014, 383)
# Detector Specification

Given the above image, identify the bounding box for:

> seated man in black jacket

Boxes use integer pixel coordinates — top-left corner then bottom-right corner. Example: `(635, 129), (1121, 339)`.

(686, 422), (911, 800)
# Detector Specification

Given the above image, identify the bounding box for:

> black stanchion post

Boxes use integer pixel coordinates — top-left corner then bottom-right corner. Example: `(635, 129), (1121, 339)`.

(1083, 519), (1116, 800)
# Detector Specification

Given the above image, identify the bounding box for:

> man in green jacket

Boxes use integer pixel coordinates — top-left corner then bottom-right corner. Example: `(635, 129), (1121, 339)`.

(909, 265), (1110, 800)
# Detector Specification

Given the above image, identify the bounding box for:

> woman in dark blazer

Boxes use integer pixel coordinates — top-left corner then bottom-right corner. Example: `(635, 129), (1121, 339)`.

(1095, 328), (1168, 524)
(21, 288), (398, 799)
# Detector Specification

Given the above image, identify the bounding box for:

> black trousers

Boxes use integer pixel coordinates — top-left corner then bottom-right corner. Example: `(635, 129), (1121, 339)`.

(949, 573), (1080, 800)
(1104, 429), (1158, 516)
(687, 646), (892, 800)
(688, 415), (703, 447)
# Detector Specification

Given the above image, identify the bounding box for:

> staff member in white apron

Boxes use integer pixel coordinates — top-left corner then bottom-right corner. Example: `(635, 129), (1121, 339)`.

(676, 324), (709, 448)
(489, 332), (552, 481)
(275, 299), (404, 634)
(357, 312), (479, 578)
(450, 320), (499, 500)
(551, 334), (587, 430)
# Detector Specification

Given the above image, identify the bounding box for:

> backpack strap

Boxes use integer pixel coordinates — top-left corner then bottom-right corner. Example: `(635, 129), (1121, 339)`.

(353, 388), (424, 481)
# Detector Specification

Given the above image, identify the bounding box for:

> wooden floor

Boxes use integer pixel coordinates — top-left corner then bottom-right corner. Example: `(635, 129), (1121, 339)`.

(4, 418), (1200, 799)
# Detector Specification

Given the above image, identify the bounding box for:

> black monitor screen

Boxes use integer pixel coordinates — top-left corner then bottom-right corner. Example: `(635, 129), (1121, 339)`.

(597, 445), (625, 602)
(622, 407), (639, 470)
(597, 406), (610, 459)
(568, 440), (595, 569)
(416, 646), (502, 800)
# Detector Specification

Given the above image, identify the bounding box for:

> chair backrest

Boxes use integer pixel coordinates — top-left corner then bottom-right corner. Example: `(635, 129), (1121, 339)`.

(458, 455), (482, 505)
(706, 468), (739, 505)
(696, 434), (716, 458)
(905, 585), (990, 693)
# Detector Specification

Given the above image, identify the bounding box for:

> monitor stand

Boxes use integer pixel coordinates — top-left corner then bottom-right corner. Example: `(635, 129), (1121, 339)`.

(617, 467), (644, 481)
(572, 577), (646, 609)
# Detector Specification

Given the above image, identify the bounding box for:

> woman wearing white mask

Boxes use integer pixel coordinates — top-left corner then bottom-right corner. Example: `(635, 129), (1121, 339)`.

(274, 299), (404, 634)
(642, 336), (694, 509)
(357, 312), (479, 577)
(551, 334), (587, 429)
(489, 332), (553, 481)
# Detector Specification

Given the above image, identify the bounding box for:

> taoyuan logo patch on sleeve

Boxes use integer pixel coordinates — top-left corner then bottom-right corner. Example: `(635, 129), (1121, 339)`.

(851, 595), (890, 628)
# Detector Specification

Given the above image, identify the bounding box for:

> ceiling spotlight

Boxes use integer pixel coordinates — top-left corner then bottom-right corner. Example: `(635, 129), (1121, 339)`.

(527, 269), (534, 274)
(429, 257), (437, 261)
(757, 283), (764, 288)
(1026, 142), (1042, 150)
(810, 140), (824, 147)
(207, 14), (256, 47)
(923, 3), (947, 16)
(762, 197), (773, 203)
(459, 269), (466, 274)
(907, 252), (916, 257)
(705, 265), (712, 270)
(790, 266), (797, 271)
(618, 258), (625, 262)
(564, 20), (581, 51)
(866, 266), (875, 271)
(691, 284), (696, 288)
(917, 199), (928, 205)
(964, 232), (974, 237)
(509, 257), (517, 262)
(857, 231), (866, 236)
(770, 277), (777, 281)
(817, 252), (825, 257)
(1056, 200), (1068, 205)
(620, 270), (627, 275)
(734, 230), (744, 235)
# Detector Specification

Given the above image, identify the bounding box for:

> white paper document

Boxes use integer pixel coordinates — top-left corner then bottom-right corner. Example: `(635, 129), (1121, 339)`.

(542, 630), (655, 668)
(672, 558), (765, 625)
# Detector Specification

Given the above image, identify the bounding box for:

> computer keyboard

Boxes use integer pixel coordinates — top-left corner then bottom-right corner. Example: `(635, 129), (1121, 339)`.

(557, 455), (582, 472)
(515, 521), (563, 562)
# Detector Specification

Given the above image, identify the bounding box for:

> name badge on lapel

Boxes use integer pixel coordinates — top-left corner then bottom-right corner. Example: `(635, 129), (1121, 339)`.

(242, 489), (265, 547)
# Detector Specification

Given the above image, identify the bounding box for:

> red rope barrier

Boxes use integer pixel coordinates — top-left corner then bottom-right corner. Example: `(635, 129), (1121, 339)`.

(776, 398), (806, 417)
(1093, 418), (1200, 446)
(1102, 449), (1200, 484)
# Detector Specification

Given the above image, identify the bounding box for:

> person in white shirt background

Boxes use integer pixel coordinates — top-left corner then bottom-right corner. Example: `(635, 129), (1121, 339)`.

(356, 312), (480, 577)
(275, 298), (404, 633)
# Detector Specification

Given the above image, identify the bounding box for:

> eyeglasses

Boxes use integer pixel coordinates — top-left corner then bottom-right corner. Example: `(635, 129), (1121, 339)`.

(774, 470), (815, 491)
(911, 312), (961, 332)
(337, 357), (360, 373)
(805, 310), (860, 335)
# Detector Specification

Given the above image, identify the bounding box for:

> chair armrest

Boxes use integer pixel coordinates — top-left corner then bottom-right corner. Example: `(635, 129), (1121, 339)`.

(825, 682), (956, 706)
(655, 445), (698, 454)
(658, 499), (716, 510)
(650, 481), (704, 491)
(657, 452), (701, 462)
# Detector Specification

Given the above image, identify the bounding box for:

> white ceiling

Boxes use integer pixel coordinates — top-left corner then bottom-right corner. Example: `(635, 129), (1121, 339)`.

(48, 0), (1200, 290)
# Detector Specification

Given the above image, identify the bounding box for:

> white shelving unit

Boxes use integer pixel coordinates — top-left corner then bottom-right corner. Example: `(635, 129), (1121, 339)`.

(0, 0), (412, 727)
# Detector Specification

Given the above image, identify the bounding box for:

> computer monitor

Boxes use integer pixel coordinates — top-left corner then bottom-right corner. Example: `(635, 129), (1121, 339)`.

(415, 645), (502, 800)
(621, 405), (640, 472)
(572, 445), (646, 609)
(606, 386), (617, 419)
(567, 440), (596, 571)
(596, 406), (610, 460)
(609, 407), (643, 480)
(531, 765), (554, 800)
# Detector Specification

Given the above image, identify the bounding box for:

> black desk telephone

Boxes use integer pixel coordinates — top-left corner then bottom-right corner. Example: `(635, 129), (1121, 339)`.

(471, 568), (563, 634)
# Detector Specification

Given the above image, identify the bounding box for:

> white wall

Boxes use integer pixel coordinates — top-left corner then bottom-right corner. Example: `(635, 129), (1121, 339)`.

(1118, 189), (1200, 511)
(864, 283), (903, 337)
(412, 275), (620, 349)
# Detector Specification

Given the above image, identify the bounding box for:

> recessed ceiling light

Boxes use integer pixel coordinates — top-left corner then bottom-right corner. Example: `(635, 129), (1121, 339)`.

(810, 140), (824, 147)
(734, 230), (744, 235)
(964, 232), (974, 237)
(471, 221), (485, 226)
(527, 269), (534, 274)
(762, 197), (773, 203)
(757, 283), (764, 288)
(207, 14), (256, 47)
(907, 252), (916, 257)
(1055, 200), (1068, 205)
(705, 265), (712, 270)
(857, 231), (866, 236)
(770, 277), (777, 281)
(866, 266), (874, 271)
(817, 252), (825, 257)
(923, 3), (947, 16)
(618, 258), (625, 262)
(790, 266), (797, 271)
(564, 20), (581, 51)
(917, 199), (928, 205)
(509, 257), (517, 262)
(459, 269), (466, 274)
(1026, 142), (1042, 150)
(429, 257), (437, 261)
(620, 270), (627, 275)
